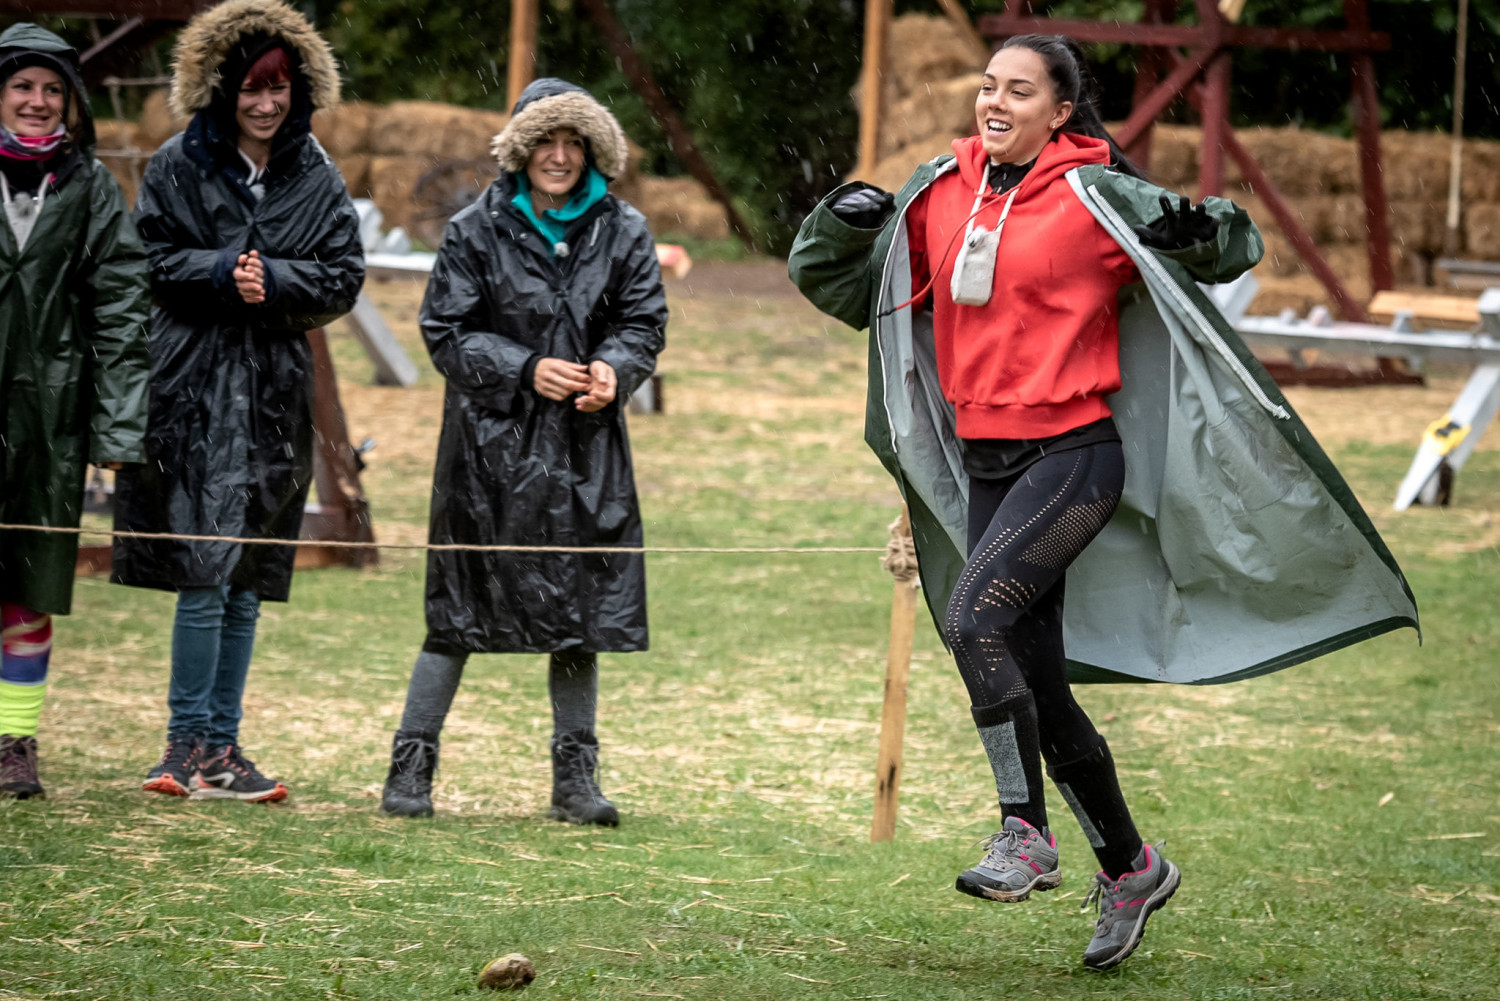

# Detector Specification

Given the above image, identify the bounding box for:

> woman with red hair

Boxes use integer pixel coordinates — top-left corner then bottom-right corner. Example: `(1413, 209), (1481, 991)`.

(113, 0), (363, 803)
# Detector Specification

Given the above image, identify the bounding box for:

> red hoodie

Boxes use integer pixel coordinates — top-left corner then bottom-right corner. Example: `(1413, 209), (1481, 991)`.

(907, 133), (1140, 440)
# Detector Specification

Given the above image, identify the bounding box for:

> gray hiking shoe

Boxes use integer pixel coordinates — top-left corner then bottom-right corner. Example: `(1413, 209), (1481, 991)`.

(955, 816), (1060, 902)
(1081, 842), (1181, 970)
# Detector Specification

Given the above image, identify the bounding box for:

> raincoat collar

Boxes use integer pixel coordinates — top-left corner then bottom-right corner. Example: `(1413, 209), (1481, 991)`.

(511, 166), (609, 255)
(951, 131), (1110, 203)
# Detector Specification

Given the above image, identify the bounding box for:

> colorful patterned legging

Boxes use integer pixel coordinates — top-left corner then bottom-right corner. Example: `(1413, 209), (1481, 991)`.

(0, 604), (53, 738)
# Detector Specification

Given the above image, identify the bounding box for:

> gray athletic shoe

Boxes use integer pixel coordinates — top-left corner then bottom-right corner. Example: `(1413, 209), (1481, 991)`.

(955, 816), (1061, 902)
(1081, 842), (1180, 970)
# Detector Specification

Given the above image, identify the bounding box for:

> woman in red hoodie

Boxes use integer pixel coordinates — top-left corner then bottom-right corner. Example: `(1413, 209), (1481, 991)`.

(823, 35), (1233, 969)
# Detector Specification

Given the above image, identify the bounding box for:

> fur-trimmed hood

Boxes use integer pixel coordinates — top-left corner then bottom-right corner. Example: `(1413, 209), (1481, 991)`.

(169, 0), (339, 119)
(490, 77), (629, 181)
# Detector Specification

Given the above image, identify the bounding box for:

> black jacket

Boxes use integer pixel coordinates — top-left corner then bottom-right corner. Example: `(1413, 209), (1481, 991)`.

(422, 174), (666, 653)
(111, 111), (363, 600)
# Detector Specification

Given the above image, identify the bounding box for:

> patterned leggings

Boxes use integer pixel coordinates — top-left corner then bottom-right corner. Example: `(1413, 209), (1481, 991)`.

(946, 442), (1144, 876)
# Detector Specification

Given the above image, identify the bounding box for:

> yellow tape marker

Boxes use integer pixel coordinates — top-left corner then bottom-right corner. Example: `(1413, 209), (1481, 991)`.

(1423, 416), (1470, 456)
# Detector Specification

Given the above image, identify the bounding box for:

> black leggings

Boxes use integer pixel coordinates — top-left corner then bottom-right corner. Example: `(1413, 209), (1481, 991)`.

(946, 442), (1143, 876)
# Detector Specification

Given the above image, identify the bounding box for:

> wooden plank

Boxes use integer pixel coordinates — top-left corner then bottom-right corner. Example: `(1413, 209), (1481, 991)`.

(856, 0), (893, 183)
(1368, 291), (1481, 326)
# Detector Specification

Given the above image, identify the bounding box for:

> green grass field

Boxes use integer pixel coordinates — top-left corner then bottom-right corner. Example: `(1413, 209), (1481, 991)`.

(2, 262), (1498, 1000)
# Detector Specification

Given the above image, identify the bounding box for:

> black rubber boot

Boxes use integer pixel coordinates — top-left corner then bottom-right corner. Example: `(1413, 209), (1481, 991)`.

(548, 730), (619, 826)
(381, 730), (438, 817)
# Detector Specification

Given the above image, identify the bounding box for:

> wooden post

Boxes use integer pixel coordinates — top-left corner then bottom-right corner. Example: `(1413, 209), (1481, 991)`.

(872, 508), (919, 843)
(1445, 0), (1470, 257)
(855, 0), (892, 183)
(507, 0), (538, 111)
(1197, 52), (1229, 199)
(1345, 0), (1394, 293)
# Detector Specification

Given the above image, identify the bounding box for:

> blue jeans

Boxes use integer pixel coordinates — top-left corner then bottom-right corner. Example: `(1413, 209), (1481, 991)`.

(167, 586), (261, 747)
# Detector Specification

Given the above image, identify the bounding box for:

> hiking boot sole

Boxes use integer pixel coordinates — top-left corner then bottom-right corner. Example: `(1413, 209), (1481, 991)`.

(955, 868), (1062, 902)
(381, 796), (434, 818)
(1083, 859), (1181, 971)
(142, 774), (192, 797)
(189, 783), (288, 803)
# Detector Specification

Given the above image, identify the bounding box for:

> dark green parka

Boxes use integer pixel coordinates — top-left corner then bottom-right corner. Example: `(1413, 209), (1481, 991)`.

(0, 24), (150, 615)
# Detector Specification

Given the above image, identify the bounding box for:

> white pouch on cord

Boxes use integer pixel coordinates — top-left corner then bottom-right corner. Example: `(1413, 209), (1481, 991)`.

(950, 177), (1018, 307)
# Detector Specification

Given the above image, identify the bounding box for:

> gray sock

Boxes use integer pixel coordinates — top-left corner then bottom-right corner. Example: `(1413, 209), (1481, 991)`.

(398, 649), (468, 735)
(548, 651), (598, 736)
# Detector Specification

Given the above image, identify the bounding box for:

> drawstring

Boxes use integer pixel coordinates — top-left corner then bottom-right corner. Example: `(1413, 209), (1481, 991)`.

(877, 163), (1021, 319)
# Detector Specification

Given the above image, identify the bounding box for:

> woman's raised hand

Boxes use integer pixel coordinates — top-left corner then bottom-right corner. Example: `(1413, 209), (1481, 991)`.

(233, 250), (267, 303)
(576, 361), (617, 413)
(533, 357), (592, 401)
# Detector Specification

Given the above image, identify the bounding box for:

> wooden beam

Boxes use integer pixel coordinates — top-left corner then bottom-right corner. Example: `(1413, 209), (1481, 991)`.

(1197, 52), (1230, 198)
(856, 0), (893, 183)
(576, 0), (757, 249)
(978, 15), (1389, 51)
(507, 0), (538, 111)
(1115, 46), (1214, 152)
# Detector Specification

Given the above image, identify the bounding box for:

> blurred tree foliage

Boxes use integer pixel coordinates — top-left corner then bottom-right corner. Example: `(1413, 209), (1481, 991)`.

(2, 1), (1495, 251)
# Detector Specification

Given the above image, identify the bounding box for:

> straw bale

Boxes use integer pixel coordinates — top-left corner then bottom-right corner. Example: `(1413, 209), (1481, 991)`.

(1461, 139), (1500, 203)
(139, 88), (188, 147)
(632, 176), (729, 241)
(1230, 127), (1358, 196)
(1465, 204), (1500, 260)
(1145, 125), (1199, 189)
(96, 154), (144, 207)
(1382, 147), (1449, 201)
(864, 134), (962, 195)
(885, 14), (979, 101)
(369, 101), (509, 159)
(1387, 199), (1446, 256)
(334, 154), (372, 198)
(313, 100), (376, 157)
(367, 154), (437, 233)
(880, 76), (974, 160)
(93, 119), (144, 150)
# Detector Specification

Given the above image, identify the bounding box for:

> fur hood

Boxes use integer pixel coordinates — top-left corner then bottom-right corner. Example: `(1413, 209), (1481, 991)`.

(490, 78), (629, 180)
(169, 0), (339, 119)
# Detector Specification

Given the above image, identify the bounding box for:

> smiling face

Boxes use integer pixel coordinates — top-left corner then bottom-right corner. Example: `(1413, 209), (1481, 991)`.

(1, 65), (66, 138)
(235, 77), (291, 144)
(526, 127), (586, 202)
(975, 47), (1072, 165)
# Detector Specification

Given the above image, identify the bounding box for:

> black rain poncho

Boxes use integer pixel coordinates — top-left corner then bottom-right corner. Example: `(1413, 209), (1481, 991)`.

(111, 7), (363, 601)
(0, 24), (150, 616)
(421, 79), (667, 654)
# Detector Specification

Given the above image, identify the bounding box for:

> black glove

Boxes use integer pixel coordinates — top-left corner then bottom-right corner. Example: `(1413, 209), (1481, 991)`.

(1133, 195), (1218, 251)
(830, 185), (895, 229)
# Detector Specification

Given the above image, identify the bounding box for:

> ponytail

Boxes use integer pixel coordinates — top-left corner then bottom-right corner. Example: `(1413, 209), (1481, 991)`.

(999, 34), (1146, 180)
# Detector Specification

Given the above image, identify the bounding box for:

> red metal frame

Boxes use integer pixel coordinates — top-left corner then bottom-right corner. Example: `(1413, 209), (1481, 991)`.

(980, 0), (1395, 325)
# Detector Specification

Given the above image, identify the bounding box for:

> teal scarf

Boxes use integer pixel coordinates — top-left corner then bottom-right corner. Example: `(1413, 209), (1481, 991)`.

(512, 167), (608, 255)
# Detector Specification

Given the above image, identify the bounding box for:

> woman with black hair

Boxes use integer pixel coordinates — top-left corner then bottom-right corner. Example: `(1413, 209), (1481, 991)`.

(113, 0), (363, 803)
(379, 78), (667, 826)
(790, 35), (1415, 969)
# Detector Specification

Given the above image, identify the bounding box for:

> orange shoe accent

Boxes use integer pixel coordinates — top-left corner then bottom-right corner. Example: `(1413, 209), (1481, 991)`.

(142, 774), (190, 797)
(250, 783), (288, 804)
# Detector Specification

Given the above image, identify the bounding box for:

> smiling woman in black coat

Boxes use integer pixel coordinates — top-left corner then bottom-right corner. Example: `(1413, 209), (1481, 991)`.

(381, 78), (667, 826)
(112, 0), (363, 804)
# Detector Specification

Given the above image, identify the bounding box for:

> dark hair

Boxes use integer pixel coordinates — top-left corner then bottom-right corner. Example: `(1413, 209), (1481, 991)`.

(241, 45), (292, 92)
(998, 34), (1145, 179)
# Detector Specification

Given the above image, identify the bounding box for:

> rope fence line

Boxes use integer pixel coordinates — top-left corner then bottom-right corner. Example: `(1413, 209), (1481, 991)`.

(0, 522), (886, 555)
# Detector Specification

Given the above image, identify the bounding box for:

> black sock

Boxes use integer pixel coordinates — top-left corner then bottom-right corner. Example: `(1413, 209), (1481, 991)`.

(971, 692), (1048, 831)
(1047, 737), (1143, 879)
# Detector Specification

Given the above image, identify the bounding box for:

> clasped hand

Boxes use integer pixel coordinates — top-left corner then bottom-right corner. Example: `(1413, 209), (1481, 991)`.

(233, 249), (267, 304)
(534, 358), (617, 412)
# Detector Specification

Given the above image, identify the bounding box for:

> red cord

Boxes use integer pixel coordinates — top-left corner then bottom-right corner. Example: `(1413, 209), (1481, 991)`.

(877, 189), (1006, 318)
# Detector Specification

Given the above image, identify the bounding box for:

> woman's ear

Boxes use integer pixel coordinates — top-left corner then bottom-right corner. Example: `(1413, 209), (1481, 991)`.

(1050, 101), (1074, 131)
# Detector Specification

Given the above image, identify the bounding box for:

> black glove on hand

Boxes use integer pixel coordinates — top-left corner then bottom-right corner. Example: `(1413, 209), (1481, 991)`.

(831, 185), (895, 229)
(1133, 195), (1219, 251)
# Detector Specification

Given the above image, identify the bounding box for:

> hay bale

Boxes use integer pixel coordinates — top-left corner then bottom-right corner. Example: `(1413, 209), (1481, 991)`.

(367, 154), (437, 233)
(632, 176), (729, 241)
(139, 88), (187, 147)
(1144, 125), (1199, 189)
(93, 119), (144, 150)
(369, 101), (509, 160)
(1465, 203), (1500, 259)
(1231, 127), (1359, 196)
(1461, 140), (1500, 202)
(864, 133), (960, 194)
(1387, 199), (1446, 256)
(1382, 145), (1448, 201)
(333, 154), (372, 198)
(313, 100), (376, 157)
(880, 76), (974, 160)
(885, 14), (979, 101)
